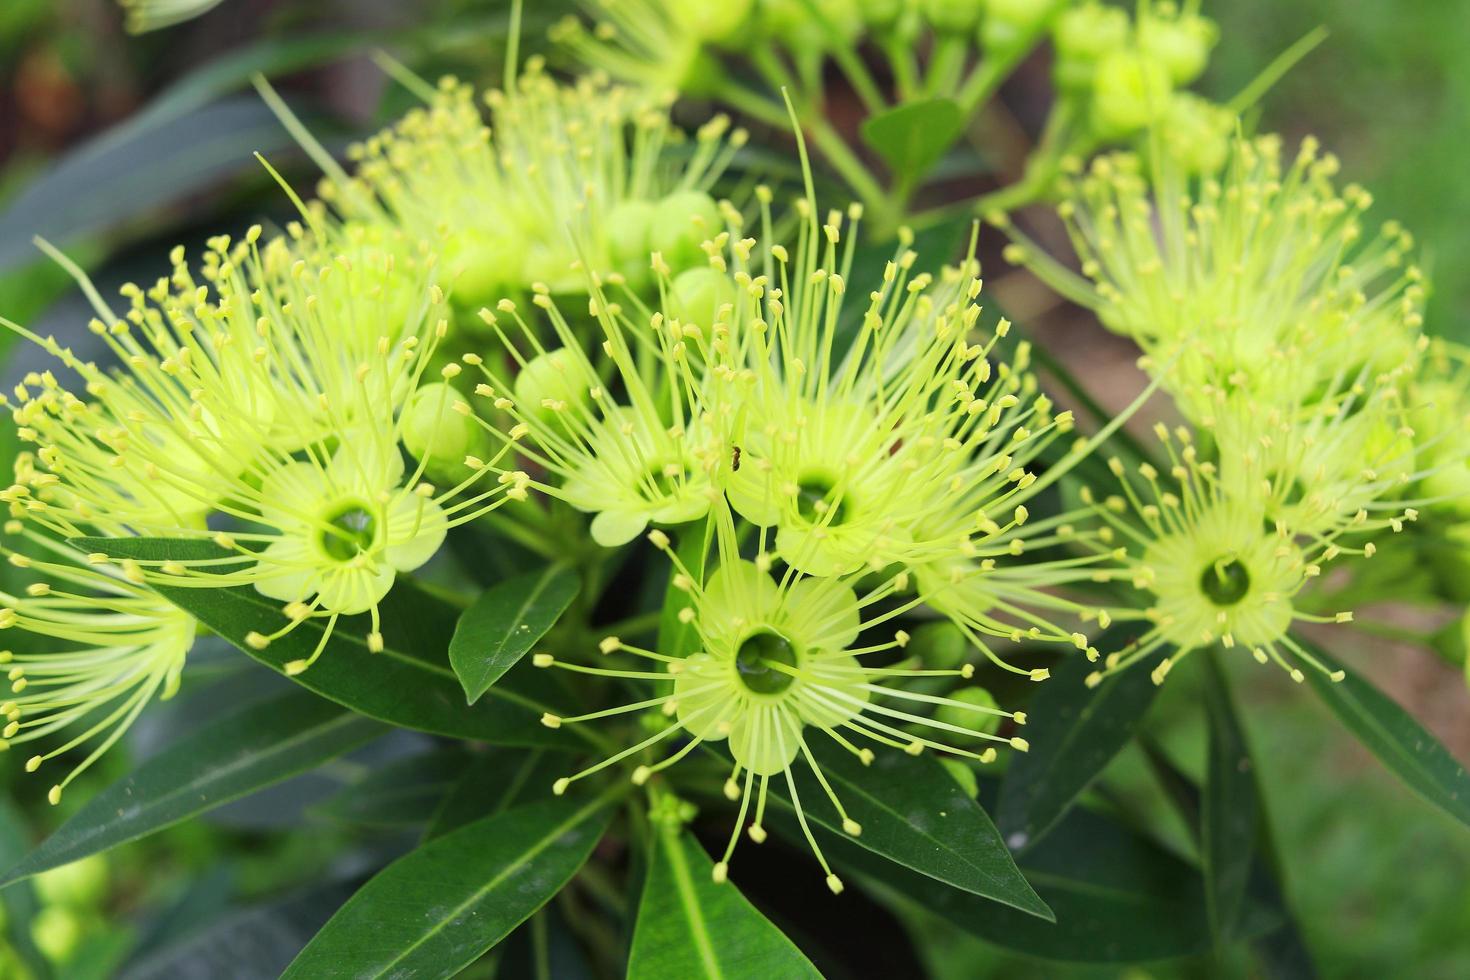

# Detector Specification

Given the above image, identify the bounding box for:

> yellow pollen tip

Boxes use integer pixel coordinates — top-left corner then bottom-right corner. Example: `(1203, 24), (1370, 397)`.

(826, 874), (844, 895)
(367, 632), (384, 654)
(541, 713), (562, 729)
(842, 819), (862, 836)
(245, 632), (270, 650)
(748, 824), (767, 844)
(599, 636), (621, 654)
(552, 778), (570, 796)
(1010, 737), (1030, 752)
(1029, 668), (1050, 682)
(712, 862), (729, 884)
(47, 785), (61, 806)
(1012, 712), (1027, 726)
(284, 660), (309, 676)
(533, 653), (555, 668)
(26, 755), (43, 772)
(631, 766), (651, 785)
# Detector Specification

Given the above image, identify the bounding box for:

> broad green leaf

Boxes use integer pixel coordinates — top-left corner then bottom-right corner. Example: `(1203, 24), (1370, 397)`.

(1300, 640), (1470, 828)
(657, 518), (710, 658)
(313, 749), (469, 829)
(0, 689), (382, 887)
(836, 802), (1217, 962)
(449, 565), (579, 704)
(628, 823), (819, 980)
(996, 627), (1163, 850)
(860, 97), (964, 184)
(758, 739), (1051, 920)
(1202, 654), (1259, 946)
(425, 749), (566, 840)
(282, 795), (614, 980)
(74, 537), (572, 747)
(0, 802), (50, 978)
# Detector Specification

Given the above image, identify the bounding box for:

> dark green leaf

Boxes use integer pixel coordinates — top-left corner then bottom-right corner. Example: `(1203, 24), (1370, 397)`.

(282, 795), (614, 980)
(657, 518), (710, 659)
(424, 749), (566, 840)
(449, 565), (579, 704)
(0, 801), (50, 978)
(74, 537), (573, 747)
(758, 739), (1051, 920)
(1300, 640), (1470, 828)
(996, 626), (1162, 850)
(313, 749), (469, 829)
(860, 97), (964, 184)
(836, 802), (1217, 962)
(628, 823), (820, 979)
(0, 689), (382, 888)
(1202, 654), (1259, 946)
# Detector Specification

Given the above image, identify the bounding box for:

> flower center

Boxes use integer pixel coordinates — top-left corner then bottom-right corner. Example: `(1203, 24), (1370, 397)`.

(639, 460), (685, 500)
(795, 473), (850, 526)
(1199, 557), (1250, 606)
(320, 502), (378, 562)
(735, 629), (799, 695)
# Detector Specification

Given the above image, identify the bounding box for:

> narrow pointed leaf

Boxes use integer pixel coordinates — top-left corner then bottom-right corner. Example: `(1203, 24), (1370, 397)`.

(448, 564), (579, 704)
(282, 795), (613, 979)
(1300, 641), (1470, 828)
(628, 824), (820, 979)
(0, 688), (382, 887)
(758, 739), (1051, 920)
(860, 97), (964, 182)
(425, 749), (566, 840)
(314, 749), (469, 829)
(996, 627), (1162, 850)
(1202, 655), (1259, 945)
(74, 537), (571, 747)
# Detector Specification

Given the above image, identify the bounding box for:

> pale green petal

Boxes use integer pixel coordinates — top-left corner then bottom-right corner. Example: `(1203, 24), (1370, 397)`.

(259, 462), (332, 530)
(315, 562), (396, 615)
(673, 654), (738, 740)
(796, 653), (869, 730)
(728, 702), (802, 777)
(383, 493), (448, 571)
(782, 577), (861, 650)
(252, 537), (320, 604)
(591, 509), (649, 547)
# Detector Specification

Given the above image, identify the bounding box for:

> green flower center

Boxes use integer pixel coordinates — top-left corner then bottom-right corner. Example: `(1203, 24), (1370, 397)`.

(735, 629), (799, 695)
(795, 473), (850, 526)
(320, 502), (378, 562)
(1200, 557), (1250, 606)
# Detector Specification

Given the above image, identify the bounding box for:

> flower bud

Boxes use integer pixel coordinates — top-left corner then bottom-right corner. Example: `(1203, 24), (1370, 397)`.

(670, 0), (756, 43)
(981, 0), (1062, 56)
(444, 230), (521, 310)
(940, 757), (979, 797)
(31, 906), (83, 964)
(1090, 49), (1172, 140)
(1156, 92), (1232, 175)
(513, 348), (592, 425)
(906, 620), (970, 669)
(606, 199), (657, 291)
(649, 190), (723, 274)
(34, 855), (108, 908)
(762, 0), (864, 47)
(401, 382), (484, 471)
(934, 686), (1002, 735)
(1051, 1), (1130, 91)
(671, 267), (736, 329)
(1138, 10), (1217, 85)
(922, 0), (985, 34)
(857, 0), (906, 27)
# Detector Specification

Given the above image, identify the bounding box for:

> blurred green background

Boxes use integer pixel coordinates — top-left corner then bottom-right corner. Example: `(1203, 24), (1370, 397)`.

(0, 1), (1467, 977)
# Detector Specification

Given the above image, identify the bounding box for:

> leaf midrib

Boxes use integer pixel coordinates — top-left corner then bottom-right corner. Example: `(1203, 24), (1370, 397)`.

(662, 830), (723, 980)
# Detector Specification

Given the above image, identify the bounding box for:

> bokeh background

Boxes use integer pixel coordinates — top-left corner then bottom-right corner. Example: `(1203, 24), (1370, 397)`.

(1, 1), (1468, 976)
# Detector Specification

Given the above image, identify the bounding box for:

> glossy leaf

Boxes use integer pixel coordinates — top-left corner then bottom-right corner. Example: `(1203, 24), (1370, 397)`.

(0, 689), (382, 887)
(449, 565), (579, 704)
(424, 749), (565, 840)
(834, 802), (1218, 962)
(1202, 655), (1259, 945)
(628, 824), (820, 979)
(282, 795), (613, 979)
(860, 97), (964, 183)
(74, 537), (572, 747)
(996, 628), (1162, 850)
(1301, 641), (1470, 828)
(313, 749), (469, 829)
(758, 739), (1051, 920)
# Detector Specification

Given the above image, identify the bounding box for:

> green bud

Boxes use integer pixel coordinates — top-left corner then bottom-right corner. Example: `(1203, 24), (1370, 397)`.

(857, 0), (906, 27)
(981, 0), (1062, 55)
(514, 348), (591, 425)
(606, 199), (657, 292)
(671, 0), (756, 42)
(935, 686), (1002, 735)
(670, 267), (736, 329)
(33, 854), (108, 908)
(444, 230), (521, 310)
(1052, 1), (1130, 91)
(1138, 11), (1217, 85)
(907, 621), (970, 669)
(31, 907), (81, 964)
(1090, 49), (1172, 140)
(402, 382), (483, 471)
(762, 0), (864, 46)
(940, 757), (979, 797)
(649, 190), (722, 274)
(1155, 92), (1233, 175)
(922, 0), (985, 34)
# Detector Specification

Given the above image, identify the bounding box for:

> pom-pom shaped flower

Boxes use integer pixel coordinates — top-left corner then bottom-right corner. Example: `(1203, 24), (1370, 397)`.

(0, 521), (195, 805)
(535, 506), (1027, 891)
(1000, 134), (1428, 423)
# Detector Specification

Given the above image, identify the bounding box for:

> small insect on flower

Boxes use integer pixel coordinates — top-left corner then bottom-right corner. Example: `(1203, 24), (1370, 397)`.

(535, 505), (1028, 891)
(1081, 424), (1416, 687)
(0, 521), (195, 805)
